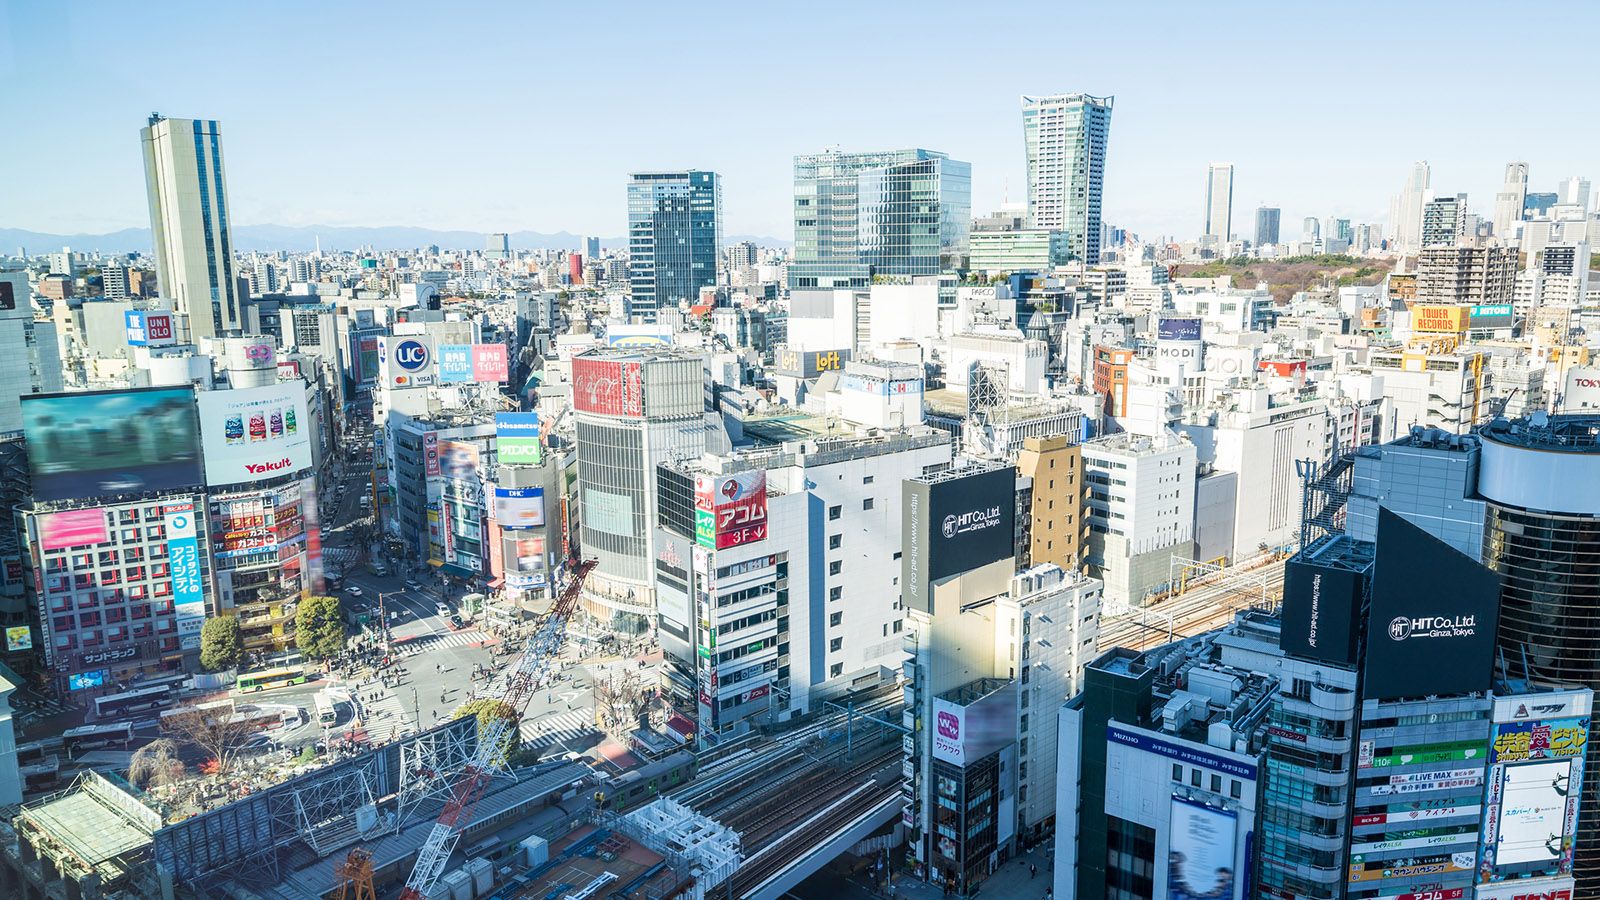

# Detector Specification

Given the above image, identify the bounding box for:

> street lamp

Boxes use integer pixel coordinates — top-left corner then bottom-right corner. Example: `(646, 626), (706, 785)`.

(377, 592), (392, 656)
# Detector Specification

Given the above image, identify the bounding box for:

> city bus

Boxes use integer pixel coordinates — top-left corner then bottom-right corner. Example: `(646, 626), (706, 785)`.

(314, 691), (338, 727)
(62, 722), (136, 755)
(235, 666), (308, 693)
(93, 685), (176, 719)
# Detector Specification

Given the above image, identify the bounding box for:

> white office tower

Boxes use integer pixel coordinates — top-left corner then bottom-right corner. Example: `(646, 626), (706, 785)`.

(1388, 160), (1431, 254)
(0, 273), (63, 433)
(1493, 161), (1529, 238)
(1203, 163), (1234, 244)
(574, 348), (723, 633)
(1022, 93), (1113, 264)
(141, 115), (242, 341)
(1178, 386), (1330, 561)
(1081, 430), (1197, 607)
(1559, 175), (1592, 210)
(654, 430), (952, 734)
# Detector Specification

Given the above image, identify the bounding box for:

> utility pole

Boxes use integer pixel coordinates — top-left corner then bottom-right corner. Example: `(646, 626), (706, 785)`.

(411, 686), (420, 733)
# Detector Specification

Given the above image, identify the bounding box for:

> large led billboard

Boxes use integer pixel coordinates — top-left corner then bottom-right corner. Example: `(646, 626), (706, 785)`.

(1364, 509), (1500, 700)
(694, 471), (768, 550)
(1280, 556), (1363, 665)
(1481, 690), (1589, 884)
(902, 466), (1016, 614)
(21, 387), (202, 501)
(1168, 797), (1238, 900)
(197, 383), (312, 486)
(572, 356), (644, 417)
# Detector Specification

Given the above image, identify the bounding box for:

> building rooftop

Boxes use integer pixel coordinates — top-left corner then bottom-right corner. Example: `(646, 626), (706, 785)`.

(939, 677), (1014, 707)
(1480, 412), (1600, 453)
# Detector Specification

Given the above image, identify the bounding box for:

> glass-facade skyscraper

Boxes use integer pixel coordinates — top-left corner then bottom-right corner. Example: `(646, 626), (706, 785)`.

(626, 170), (721, 319)
(790, 148), (971, 290)
(141, 114), (240, 340)
(1021, 94), (1113, 264)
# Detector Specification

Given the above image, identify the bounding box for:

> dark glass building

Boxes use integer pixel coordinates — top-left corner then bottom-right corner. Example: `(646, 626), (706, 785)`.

(626, 170), (721, 320)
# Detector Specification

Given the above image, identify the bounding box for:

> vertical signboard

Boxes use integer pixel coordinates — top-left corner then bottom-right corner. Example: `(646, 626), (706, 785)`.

(437, 344), (473, 383)
(164, 500), (206, 648)
(301, 476), (322, 594)
(423, 431), (441, 477)
(1167, 798), (1239, 900)
(1280, 558), (1363, 665)
(1480, 690), (1591, 884)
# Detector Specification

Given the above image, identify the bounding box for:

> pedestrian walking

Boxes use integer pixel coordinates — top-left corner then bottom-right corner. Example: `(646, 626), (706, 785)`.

(1030, 863), (1036, 879)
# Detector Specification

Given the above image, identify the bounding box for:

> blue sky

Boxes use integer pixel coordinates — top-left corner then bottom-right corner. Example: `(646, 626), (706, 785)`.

(2, 0), (1595, 242)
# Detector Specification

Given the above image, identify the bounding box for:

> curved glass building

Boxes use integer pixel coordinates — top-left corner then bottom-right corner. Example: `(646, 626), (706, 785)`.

(1478, 414), (1600, 894)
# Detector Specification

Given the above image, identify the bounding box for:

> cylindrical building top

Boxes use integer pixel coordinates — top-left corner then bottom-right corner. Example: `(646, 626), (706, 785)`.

(1478, 415), (1600, 516)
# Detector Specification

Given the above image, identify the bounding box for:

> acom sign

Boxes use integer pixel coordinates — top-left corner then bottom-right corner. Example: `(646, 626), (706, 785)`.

(1364, 509), (1501, 701)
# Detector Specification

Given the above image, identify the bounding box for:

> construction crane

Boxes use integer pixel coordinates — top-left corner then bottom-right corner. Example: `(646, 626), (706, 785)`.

(339, 556), (597, 900)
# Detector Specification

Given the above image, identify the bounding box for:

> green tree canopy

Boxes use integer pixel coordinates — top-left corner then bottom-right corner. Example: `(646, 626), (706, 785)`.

(199, 616), (241, 672)
(295, 595), (346, 660)
(451, 698), (524, 764)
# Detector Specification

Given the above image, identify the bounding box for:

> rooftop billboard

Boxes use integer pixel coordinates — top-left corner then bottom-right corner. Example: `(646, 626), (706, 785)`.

(197, 383), (312, 486)
(1280, 556), (1364, 666)
(902, 466), (1016, 614)
(21, 387), (202, 501)
(572, 356), (644, 417)
(1364, 508), (1500, 701)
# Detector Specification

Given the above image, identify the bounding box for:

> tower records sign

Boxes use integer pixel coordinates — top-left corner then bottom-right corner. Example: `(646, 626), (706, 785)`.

(1363, 509), (1500, 700)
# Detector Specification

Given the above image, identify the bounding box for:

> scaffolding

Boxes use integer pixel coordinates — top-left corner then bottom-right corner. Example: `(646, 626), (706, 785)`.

(605, 798), (741, 897)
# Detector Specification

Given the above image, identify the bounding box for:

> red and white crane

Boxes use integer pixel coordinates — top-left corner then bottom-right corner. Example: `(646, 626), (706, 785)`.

(393, 557), (596, 900)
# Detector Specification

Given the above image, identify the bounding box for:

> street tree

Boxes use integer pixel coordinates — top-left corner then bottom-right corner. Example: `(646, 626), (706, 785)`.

(296, 594), (346, 660)
(199, 616), (242, 672)
(451, 698), (523, 765)
(161, 701), (257, 775)
(129, 738), (186, 791)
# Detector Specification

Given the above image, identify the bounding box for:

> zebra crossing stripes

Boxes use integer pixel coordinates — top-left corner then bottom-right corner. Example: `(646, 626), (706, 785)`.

(520, 708), (597, 751)
(391, 630), (492, 656)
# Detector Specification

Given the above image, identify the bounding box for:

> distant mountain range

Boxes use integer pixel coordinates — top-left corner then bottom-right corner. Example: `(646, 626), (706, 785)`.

(0, 225), (790, 255)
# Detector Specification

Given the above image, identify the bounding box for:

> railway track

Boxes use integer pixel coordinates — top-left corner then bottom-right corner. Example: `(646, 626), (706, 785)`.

(1097, 557), (1287, 653)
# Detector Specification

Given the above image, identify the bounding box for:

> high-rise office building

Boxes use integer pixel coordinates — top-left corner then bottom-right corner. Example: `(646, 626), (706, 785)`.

(1559, 175), (1592, 210)
(141, 115), (242, 341)
(1420, 193), (1468, 247)
(1203, 163), (1234, 243)
(1389, 160), (1431, 253)
(572, 347), (721, 632)
(626, 170), (722, 320)
(1021, 94), (1113, 263)
(1493, 161), (1529, 238)
(789, 148), (970, 290)
(485, 232), (510, 259)
(1253, 206), (1280, 246)
(1478, 414), (1600, 894)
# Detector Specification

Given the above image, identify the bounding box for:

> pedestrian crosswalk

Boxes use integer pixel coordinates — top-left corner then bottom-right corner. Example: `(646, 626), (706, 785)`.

(391, 630), (492, 657)
(322, 547), (361, 567)
(350, 686), (411, 737)
(520, 708), (597, 752)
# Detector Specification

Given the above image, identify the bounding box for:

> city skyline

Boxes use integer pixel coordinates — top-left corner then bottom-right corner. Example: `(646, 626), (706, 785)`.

(4, 0), (1597, 242)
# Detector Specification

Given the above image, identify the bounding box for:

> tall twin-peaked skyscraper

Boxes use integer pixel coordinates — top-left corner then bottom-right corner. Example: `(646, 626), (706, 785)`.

(141, 114), (241, 340)
(1021, 93), (1113, 264)
(626, 170), (722, 320)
